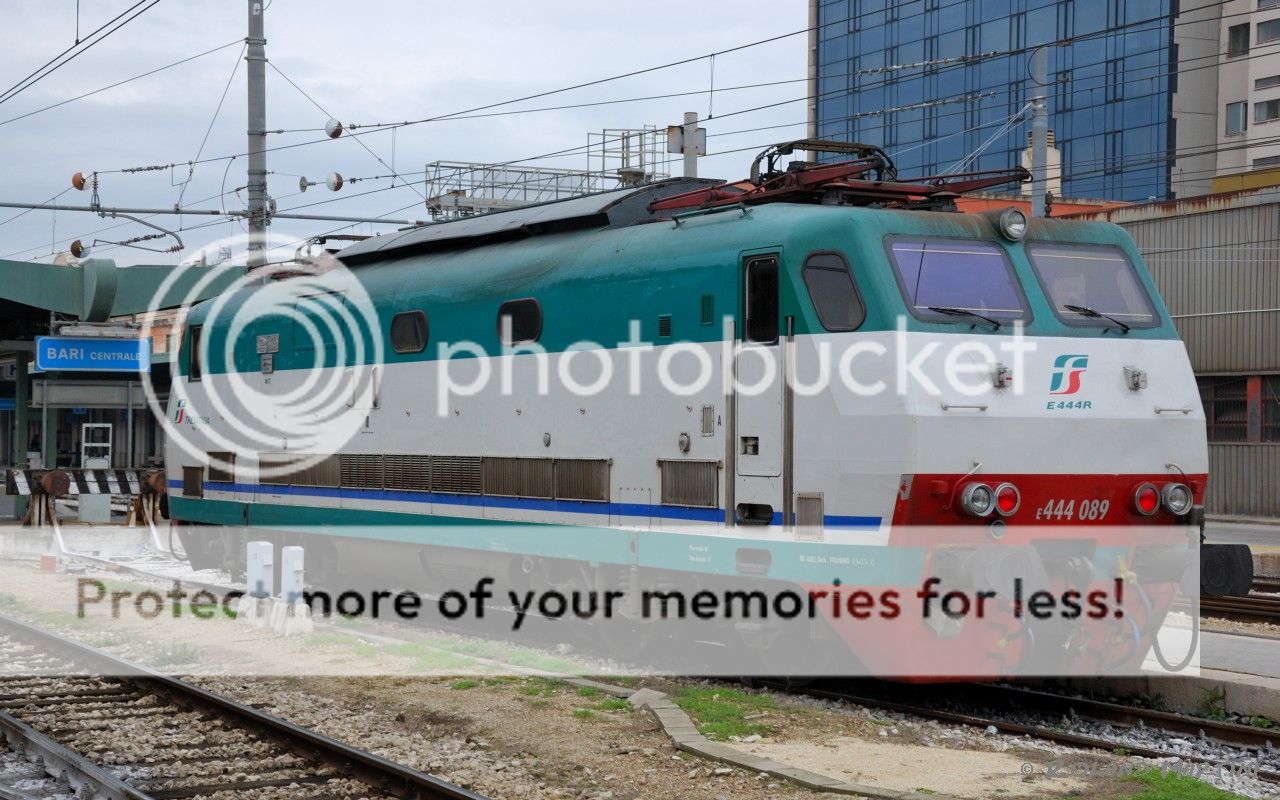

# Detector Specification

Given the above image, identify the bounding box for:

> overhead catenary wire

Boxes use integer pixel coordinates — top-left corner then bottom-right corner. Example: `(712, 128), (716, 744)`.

(7, 0), (1267, 262)
(43, 0), (1240, 195)
(267, 62), (425, 200)
(95, 0), (1195, 177)
(176, 42), (246, 208)
(0, 0), (163, 107)
(0, 0), (148, 103)
(0, 38), (243, 129)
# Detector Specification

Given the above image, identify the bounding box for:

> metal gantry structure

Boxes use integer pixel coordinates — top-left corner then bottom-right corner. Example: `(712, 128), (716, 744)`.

(423, 128), (671, 220)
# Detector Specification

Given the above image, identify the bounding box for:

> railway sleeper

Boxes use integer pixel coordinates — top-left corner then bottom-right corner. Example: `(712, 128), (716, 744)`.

(141, 771), (340, 799)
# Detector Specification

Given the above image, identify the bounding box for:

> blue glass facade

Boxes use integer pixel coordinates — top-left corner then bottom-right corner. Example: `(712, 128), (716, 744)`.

(815, 0), (1174, 200)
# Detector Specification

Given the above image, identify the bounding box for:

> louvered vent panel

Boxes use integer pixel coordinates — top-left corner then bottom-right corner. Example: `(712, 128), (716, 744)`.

(307, 454), (341, 487)
(483, 457), (554, 499)
(795, 492), (824, 542)
(554, 459), (610, 502)
(206, 452), (235, 483)
(182, 465), (204, 498)
(431, 455), (482, 495)
(258, 453), (301, 485)
(340, 454), (384, 488)
(658, 459), (719, 508)
(385, 454), (432, 491)
(700, 405), (715, 436)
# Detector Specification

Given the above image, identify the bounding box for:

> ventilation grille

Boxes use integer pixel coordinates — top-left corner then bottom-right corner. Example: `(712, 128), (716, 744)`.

(258, 453), (301, 486)
(340, 454), (384, 489)
(700, 405), (715, 436)
(431, 455), (482, 495)
(658, 314), (672, 338)
(796, 492), (824, 541)
(306, 455), (341, 487)
(385, 454), (431, 491)
(483, 457), (554, 499)
(658, 459), (719, 508)
(182, 465), (204, 498)
(250, 452), (608, 502)
(554, 459), (610, 502)
(206, 452), (235, 483)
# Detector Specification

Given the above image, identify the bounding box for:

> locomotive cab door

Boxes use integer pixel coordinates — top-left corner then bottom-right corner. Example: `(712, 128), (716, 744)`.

(733, 252), (784, 524)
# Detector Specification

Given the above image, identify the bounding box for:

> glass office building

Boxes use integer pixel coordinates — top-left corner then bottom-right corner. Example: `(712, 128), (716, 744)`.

(814, 0), (1174, 200)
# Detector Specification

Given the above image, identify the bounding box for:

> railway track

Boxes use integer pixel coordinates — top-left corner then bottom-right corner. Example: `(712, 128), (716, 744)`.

(778, 681), (1280, 787)
(0, 614), (487, 800)
(1200, 593), (1280, 625)
(1255, 577), (1280, 595)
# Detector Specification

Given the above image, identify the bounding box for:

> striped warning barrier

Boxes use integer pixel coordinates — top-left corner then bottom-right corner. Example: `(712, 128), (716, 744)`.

(5, 468), (149, 497)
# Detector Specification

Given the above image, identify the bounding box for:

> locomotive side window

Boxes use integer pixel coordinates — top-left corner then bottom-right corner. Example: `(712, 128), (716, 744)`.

(497, 298), (543, 344)
(1027, 243), (1159, 329)
(390, 310), (428, 354)
(187, 325), (203, 382)
(745, 256), (779, 344)
(887, 238), (1029, 323)
(802, 252), (865, 332)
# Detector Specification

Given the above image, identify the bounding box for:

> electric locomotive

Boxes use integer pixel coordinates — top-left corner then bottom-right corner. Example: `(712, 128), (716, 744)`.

(161, 142), (1212, 676)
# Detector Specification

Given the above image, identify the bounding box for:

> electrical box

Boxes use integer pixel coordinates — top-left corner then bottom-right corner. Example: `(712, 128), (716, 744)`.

(280, 546), (305, 603)
(80, 423), (112, 469)
(247, 541), (275, 598)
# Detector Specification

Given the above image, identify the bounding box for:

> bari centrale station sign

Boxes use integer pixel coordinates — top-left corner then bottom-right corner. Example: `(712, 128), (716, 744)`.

(34, 336), (152, 373)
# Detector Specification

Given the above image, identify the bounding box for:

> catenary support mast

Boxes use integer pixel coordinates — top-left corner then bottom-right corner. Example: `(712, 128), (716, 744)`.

(246, 0), (268, 266)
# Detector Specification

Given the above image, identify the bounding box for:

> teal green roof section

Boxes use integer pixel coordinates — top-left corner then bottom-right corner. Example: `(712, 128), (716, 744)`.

(0, 258), (241, 321)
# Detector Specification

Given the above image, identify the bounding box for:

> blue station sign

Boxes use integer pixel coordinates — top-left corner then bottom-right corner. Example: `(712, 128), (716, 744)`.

(34, 336), (152, 373)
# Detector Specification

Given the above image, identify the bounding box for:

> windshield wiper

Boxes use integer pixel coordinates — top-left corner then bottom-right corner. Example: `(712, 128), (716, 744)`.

(1063, 304), (1130, 334)
(927, 306), (1002, 330)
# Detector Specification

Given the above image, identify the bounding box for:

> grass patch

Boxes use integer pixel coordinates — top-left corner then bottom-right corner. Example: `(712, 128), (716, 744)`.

(1199, 686), (1228, 721)
(576, 686), (601, 698)
(1123, 767), (1250, 799)
(305, 632), (363, 648)
(33, 609), (92, 629)
(519, 678), (560, 697)
(0, 592), (20, 608)
(672, 687), (775, 741)
(571, 708), (595, 719)
(411, 637), (578, 674)
(1250, 715), (1276, 729)
(594, 698), (633, 712)
(151, 641), (200, 668)
(451, 679), (480, 690)
(385, 642), (484, 672)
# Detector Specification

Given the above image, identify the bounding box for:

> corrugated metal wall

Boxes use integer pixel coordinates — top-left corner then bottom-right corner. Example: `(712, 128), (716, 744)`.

(1206, 444), (1280, 518)
(1112, 200), (1280, 518)
(1121, 203), (1280, 374)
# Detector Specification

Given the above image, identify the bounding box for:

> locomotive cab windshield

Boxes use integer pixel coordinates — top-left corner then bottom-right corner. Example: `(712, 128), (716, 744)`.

(1027, 242), (1159, 331)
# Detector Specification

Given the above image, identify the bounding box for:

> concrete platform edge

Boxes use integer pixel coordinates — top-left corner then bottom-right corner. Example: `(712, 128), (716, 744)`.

(1041, 667), (1280, 721)
(563, 677), (957, 800)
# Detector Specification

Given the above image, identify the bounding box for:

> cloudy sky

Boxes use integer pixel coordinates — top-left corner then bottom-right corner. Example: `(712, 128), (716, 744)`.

(0, 1), (806, 266)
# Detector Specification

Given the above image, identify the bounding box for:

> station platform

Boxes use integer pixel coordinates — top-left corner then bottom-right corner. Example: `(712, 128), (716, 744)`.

(1206, 518), (1280, 549)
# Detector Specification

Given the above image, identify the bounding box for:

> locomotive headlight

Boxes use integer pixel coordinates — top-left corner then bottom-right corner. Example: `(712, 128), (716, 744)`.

(1161, 482), (1193, 516)
(1133, 482), (1161, 516)
(997, 208), (1027, 241)
(960, 482), (996, 517)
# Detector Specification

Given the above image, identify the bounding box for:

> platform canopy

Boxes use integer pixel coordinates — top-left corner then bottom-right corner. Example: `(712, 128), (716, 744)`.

(0, 258), (239, 340)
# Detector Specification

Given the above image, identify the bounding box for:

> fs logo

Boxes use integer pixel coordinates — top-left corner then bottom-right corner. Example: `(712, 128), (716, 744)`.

(173, 399), (186, 423)
(1049, 354), (1089, 395)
